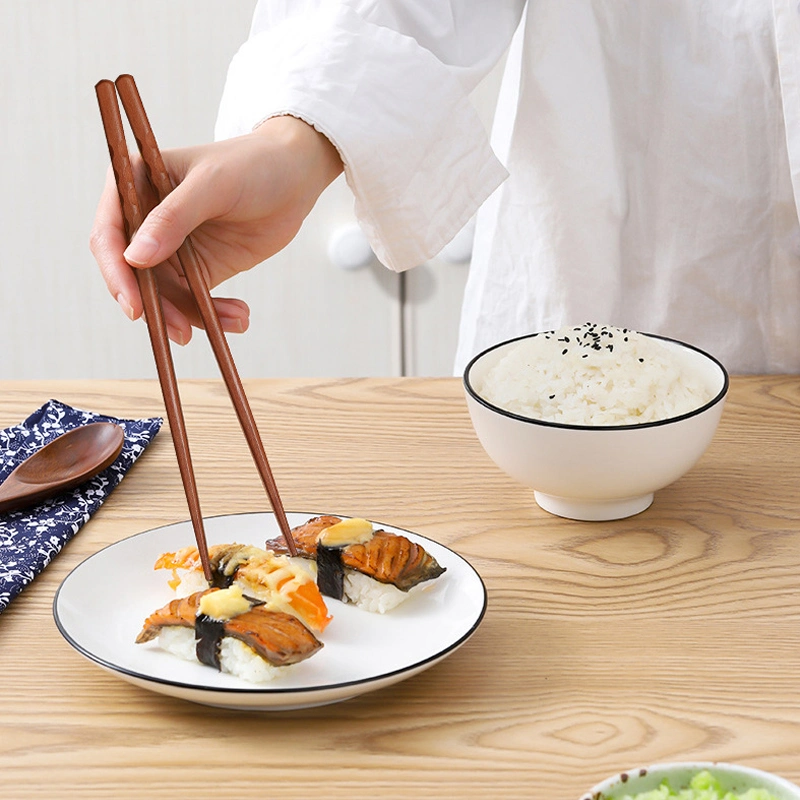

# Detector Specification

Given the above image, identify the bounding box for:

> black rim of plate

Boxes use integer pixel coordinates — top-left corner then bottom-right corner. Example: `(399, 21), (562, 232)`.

(463, 330), (730, 431)
(53, 511), (488, 697)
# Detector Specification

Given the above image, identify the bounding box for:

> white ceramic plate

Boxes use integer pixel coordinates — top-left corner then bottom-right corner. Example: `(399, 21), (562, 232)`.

(53, 512), (487, 710)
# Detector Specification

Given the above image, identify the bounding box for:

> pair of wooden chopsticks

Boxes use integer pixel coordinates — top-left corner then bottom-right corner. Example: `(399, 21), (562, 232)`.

(95, 75), (297, 581)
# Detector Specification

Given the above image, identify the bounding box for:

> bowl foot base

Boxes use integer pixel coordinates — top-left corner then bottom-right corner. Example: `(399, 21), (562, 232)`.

(534, 491), (654, 521)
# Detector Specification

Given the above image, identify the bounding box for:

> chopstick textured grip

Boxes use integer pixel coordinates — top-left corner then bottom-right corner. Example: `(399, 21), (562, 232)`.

(115, 73), (297, 556)
(94, 79), (213, 582)
(95, 80), (145, 237)
(115, 75), (176, 200)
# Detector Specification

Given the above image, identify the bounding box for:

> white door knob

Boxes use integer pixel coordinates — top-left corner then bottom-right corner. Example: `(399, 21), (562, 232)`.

(328, 224), (375, 270)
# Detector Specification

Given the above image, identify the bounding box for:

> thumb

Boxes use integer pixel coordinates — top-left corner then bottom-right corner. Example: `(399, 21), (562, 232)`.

(123, 176), (213, 268)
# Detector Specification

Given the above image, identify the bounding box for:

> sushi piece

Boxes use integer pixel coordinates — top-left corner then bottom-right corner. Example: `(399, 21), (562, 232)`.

(153, 543), (332, 634)
(136, 586), (323, 684)
(266, 516), (447, 614)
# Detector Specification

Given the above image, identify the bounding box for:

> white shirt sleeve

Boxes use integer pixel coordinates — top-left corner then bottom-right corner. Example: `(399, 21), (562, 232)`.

(215, 1), (525, 271)
(773, 0), (800, 224)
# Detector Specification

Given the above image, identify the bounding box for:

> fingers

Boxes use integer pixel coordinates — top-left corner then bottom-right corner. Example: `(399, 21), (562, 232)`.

(123, 162), (226, 270)
(92, 147), (252, 347)
(140, 294), (250, 347)
(89, 167), (144, 320)
(215, 297), (251, 335)
(155, 294), (193, 345)
(166, 297), (250, 345)
(155, 281), (251, 346)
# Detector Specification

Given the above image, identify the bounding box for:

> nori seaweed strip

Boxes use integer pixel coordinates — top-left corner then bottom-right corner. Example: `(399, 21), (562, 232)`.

(316, 542), (345, 599)
(210, 567), (234, 589)
(195, 614), (225, 669)
(210, 572), (234, 589)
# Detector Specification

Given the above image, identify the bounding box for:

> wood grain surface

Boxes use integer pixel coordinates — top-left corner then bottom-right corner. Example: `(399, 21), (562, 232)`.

(1, 377), (799, 799)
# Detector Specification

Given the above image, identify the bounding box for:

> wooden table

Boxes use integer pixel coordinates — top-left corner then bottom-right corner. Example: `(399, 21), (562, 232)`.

(1, 377), (800, 799)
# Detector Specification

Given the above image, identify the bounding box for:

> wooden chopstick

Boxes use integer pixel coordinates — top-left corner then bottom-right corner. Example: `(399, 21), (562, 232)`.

(101, 74), (297, 558)
(95, 80), (214, 582)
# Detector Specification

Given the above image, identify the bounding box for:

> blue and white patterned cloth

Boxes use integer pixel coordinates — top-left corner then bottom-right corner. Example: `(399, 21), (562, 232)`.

(0, 400), (162, 612)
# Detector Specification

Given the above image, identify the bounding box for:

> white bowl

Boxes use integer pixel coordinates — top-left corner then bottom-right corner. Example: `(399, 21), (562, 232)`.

(463, 332), (728, 521)
(580, 761), (800, 799)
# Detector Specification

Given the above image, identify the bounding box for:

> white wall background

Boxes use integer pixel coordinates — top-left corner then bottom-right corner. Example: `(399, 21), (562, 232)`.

(1, 1), (503, 380)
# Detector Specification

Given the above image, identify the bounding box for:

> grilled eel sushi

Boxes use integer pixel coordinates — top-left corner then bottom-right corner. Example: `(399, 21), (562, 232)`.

(153, 543), (331, 633)
(136, 587), (323, 683)
(266, 515), (447, 614)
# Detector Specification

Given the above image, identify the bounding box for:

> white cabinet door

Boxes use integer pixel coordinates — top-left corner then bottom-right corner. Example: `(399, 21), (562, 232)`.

(1, 0), (399, 379)
(220, 175), (402, 379)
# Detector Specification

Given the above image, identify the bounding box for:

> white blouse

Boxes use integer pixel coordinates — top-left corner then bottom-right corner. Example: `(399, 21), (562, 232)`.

(216, 1), (800, 374)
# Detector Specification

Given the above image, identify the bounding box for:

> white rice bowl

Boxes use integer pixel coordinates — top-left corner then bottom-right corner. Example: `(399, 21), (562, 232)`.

(463, 323), (728, 520)
(474, 323), (712, 426)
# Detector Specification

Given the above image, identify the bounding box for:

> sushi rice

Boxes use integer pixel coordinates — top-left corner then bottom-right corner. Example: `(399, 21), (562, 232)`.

(343, 571), (433, 614)
(157, 626), (291, 684)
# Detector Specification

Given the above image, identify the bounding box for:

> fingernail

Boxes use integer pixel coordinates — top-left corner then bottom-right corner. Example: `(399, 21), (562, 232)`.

(168, 326), (187, 346)
(219, 316), (246, 333)
(116, 293), (135, 320)
(124, 233), (159, 266)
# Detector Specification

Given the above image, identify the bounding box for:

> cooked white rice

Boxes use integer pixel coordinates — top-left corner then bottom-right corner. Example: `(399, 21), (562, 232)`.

(173, 570), (208, 597)
(475, 323), (713, 426)
(157, 627), (288, 684)
(343, 571), (432, 614)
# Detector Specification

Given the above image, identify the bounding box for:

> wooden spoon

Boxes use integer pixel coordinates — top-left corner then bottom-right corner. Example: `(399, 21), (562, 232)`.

(0, 422), (125, 514)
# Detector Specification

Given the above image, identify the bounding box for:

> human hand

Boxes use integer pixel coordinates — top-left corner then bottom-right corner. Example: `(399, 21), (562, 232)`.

(90, 115), (343, 344)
